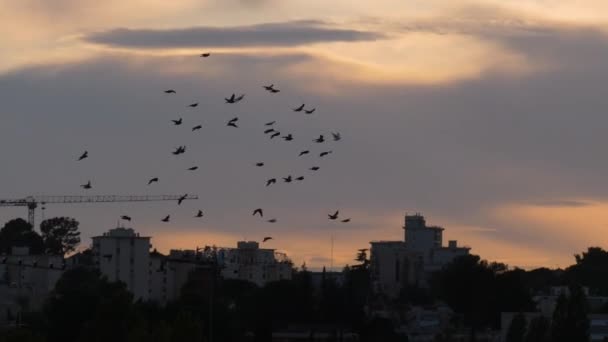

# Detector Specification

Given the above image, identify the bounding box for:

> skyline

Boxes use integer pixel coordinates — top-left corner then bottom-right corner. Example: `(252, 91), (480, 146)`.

(2, 0), (608, 270)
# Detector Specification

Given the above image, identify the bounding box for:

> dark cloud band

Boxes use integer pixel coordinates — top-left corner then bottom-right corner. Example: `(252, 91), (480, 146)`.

(85, 20), (384, 48)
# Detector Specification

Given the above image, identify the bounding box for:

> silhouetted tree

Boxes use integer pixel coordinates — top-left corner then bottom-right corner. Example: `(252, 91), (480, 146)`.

(524, 316), (550, 342)
(506, 313), (527, 342)
(40, 217), (80, 255)
(0, 218), (43, 254)
(567, 247), (608, 295)
(551, 284), (590, 342)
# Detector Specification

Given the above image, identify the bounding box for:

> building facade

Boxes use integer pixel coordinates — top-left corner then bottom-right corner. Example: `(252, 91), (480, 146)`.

(92, 227), (151, 300)
(217, 241), (293, 286)
(370, 213), (470, 298)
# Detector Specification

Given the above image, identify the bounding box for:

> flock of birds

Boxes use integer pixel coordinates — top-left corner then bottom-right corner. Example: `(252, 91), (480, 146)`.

(74, 52), (350, 244)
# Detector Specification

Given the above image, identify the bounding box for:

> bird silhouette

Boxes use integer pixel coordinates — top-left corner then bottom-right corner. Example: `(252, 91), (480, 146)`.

(328, 211), (339, 220)
(148, 177), (159, 185)
(77, 151), (88, 161)
(341, 218), (351, 223)
(200, 53), (211, 57)
(263, 237), (273, 242)
(305, 108), (316, 114)
(299, 150), (310, 157)
(253, 208), (263, 217)
(227, 117), (239, 128)
(282, 134), (293, 141)
(293, 104), (305, 112)
(270, 88), (280, 93)
(320, 151), (332, 157)
(264, 128), (275, 134)
(121, 215), (131, 221)
(81, 181), (92, 189)
(172, 146), (186, 155)
(263, 84), (274, 91)
(256, 162), (264, 167)
(164, 89), (176, 94)
(172, 118), (183, 125)
(266, 178), (277, 186)
(189, 102), (198, 107)
(192, 125), (202, 131)
(295, 176), (304, 181)
(283, 175), (293, 183)
(332, 132), (341, 141)
(161, 215), (170, 222)
(235, 94), (245, 102)
(178, 194), (188, 205)
(270, 132), (280, 139)
(195, 210), (204, 218)
(310, 166), (320, 171)
(314, 135), (325, 143)
(265, 121), (276, 126)
(267, 219), (277, 223)
(188, 166), (198, 171)
(225, 94), (236, 104)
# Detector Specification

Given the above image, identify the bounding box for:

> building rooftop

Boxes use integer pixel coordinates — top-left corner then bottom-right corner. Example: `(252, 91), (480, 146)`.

(93, 227), (150, 239)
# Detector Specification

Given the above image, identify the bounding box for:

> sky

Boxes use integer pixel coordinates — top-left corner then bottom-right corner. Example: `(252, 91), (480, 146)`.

(2, 0), (608, 270)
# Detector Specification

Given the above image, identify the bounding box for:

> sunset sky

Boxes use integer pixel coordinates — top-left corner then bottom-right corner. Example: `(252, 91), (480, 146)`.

(2, 0), (608, 270)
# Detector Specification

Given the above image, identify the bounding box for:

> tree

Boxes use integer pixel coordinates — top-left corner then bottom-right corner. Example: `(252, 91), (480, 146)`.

(524, 316), (550, 342)
(0, 218), (44, 254)
(567, 247), (608, 295)
(40, 217), (80, 255)
(551, 284), (590, 342)
(506, 313), (527, 342)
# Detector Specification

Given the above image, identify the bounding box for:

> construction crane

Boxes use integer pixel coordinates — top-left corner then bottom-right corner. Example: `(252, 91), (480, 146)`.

(0, 195), (199, 227)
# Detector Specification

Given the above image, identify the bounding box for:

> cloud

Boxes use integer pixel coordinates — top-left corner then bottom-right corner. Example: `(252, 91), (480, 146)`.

(84, 20), (384, 49)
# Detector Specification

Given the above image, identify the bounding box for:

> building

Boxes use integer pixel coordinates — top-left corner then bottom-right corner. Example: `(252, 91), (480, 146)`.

(0, 247), (64, 325)
(370, 213), (470, 298)
(217, 241), (293, 286)
(92, 227), (151, 300)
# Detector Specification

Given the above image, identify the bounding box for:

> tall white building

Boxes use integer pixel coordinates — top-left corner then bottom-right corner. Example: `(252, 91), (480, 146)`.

(217, 241), (293, 286)
(92, 227), (151, 300)
(370, 213), (470, 298)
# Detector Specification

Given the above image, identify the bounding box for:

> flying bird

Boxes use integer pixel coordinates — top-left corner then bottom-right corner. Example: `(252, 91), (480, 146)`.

(314, 135), (325, 143)
(283, 175), (293, 183)
(164, 89), (176, 94)
(235, 94), (245, 102)
(305, 108), (316, 114)
(282, 134), (293, 141)
(299, 150), (310, 157)
(187, 166), (199, 171)
(253, 208), (263, 217)
(295, 176), (304, 181)
(266, 178), (277, 187)
(195, 210), (204, 218)
(77, 151), (88, 161)
(293, 104), (305, 112)
(200, 53), (211, 57)
(270, 88), (280, 93)
(121, 215), (131, 221)
(265, 121), (276, 126)
(328, 211), (339, 220)
(172, 118), (183, 125)
(264, 128), (275, 134)
(320, 151), (333, 157)
(263, 237), (273, 242)
(341, 218), (351, 223)
(162, 215), (170, 222)
(332, 132), (342, 141)
(148, 177), (159, 185)
(256, 162), (264, 167)
(225, 94), (236, 104)
(263, 84), (274, 91)
(81, 181), (92, 189)
(178, 194), (188, 205)
(192, 125), (202, 131)
(270, 132), (280, 139)
(310, 166), (320, 171)
(227, 117), (239, 128)
(267, 219), (277, 223)
(189, 102), (199, 108)
(172, 146), (186, 155)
